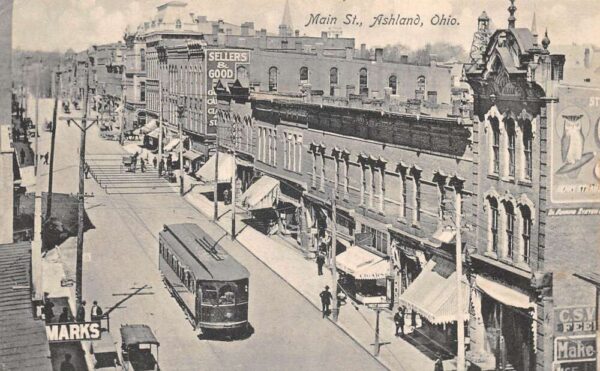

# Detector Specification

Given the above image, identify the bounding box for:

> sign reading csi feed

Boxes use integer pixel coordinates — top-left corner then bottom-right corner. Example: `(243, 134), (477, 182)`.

(205, 49), (250, 127)
(45, 321), (101, 342)
(555, 306), (597, 334)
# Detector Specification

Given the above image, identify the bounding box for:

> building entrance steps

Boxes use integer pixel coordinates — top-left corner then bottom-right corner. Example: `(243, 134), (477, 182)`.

(184, 191), (458, 371)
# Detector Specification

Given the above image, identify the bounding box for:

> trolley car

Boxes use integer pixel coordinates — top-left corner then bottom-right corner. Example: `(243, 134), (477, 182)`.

(159, 223), (250, 336)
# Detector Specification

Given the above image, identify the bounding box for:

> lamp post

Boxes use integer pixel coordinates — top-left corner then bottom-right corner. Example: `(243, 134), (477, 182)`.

(176, 97), (185, 195)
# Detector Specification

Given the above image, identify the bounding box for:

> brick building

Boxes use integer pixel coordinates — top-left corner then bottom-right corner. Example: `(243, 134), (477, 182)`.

(465, 5), (599, 371)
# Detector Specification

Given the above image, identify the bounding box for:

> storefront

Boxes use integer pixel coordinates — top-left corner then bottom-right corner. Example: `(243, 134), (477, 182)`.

(468, 274), (536, 371)
(336, 245), (390, 304)
(397, 254), (469, 354)
(144, 127), (160, 149)
(182, 149), (203, 174)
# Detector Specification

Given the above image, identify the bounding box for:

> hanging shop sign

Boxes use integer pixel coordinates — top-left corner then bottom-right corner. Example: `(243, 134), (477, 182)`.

(45, 321), (102, 342)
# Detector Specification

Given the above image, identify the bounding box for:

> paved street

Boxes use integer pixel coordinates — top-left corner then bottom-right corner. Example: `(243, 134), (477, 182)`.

(34, 100), (385, 370)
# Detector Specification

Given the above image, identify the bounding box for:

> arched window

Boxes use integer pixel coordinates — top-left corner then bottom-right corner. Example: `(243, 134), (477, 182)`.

(175, 19), (182, 29)
(490, 117), (500, 175)
(300, 67), (309, 84)
(504, 201), (515, 258)
(521, 206), (531, 263)
(268, 67), (278, 91)
(506, 119), (516, 177)
(140, 49), (146, 71)
(389, 75), (397, 95)
(236, 65), (248, 84)
(329, 67), (338, 96)
(359, 68), (368, 95)
(489, 197), (499, 253)
(416, 75), (426, 92)
(522, 120), (533, 180)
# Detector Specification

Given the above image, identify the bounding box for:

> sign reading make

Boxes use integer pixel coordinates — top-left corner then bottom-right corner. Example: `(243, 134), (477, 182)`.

(45, 321), (101, 342)
(205, 49), (250, 127)
(555, 335), (596, 363)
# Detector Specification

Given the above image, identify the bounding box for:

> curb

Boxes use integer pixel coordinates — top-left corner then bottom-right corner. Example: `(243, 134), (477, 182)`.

(184, 195), (391, 371)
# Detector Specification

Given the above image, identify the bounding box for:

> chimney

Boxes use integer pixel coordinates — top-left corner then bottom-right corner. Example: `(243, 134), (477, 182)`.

(212, 22), (219, 35)
(345, 47), (353, 60)
(260, 28), (267, 36)
(321, 31), (328, 39)
(508, 0), (516, 29)
(400, 55), (408, 64)
(241, 23), (249, 36)
(584, 48), (591, 69)
(295, 29), (300, 37)
(375, 48), (383, 62)
(360, 43), (366, 58)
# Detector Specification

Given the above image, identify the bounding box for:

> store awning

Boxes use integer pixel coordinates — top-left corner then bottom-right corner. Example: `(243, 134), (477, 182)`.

(278, 192), (301, 207)
(475, 275), (534, 309)
(183, 150), (203, 162)
(140, 119), (158, 134)
(241, 176), (280, 210)
(336, 246), (389, 280)
(397, 256), (469, 325)
(195, 152), (234, 183)
(164, 138), (180, 152)
(430, 226), (457, 246)
(147, 127), (161, 139)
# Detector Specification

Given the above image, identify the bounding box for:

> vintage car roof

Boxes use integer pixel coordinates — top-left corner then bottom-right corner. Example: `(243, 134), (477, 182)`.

(120, 325), (159, 346)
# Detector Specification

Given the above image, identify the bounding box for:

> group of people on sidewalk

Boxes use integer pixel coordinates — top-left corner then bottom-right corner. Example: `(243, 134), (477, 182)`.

(42, 294), (104, 324)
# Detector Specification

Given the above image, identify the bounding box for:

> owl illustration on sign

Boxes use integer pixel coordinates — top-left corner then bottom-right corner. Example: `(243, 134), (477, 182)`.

(556, 113), (594, 176)
(561, 114), (584, 164)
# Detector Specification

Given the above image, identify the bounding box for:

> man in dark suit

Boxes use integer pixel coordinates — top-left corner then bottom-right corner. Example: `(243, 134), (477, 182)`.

(316, 253), (325, 276)
(319, 286), (333, 318)
(394, 307), (405, 336)
(76, 301), (86, 322)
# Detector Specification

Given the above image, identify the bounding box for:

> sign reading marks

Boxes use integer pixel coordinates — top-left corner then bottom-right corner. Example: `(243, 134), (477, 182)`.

(555, 335), (596, 363)
(555, 306), (597, 335)
(205, 49), (251, 127)
(45, 322), (101, 342)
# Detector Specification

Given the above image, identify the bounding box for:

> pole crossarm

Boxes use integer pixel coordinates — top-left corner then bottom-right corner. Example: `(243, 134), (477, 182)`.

(59, 117), (98, 132)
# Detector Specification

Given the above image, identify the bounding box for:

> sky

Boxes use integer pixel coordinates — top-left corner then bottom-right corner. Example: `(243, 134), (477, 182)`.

(11, 0), (600, 53)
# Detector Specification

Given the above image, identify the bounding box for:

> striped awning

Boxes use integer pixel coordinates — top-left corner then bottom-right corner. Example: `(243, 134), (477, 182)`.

(241, 176), (279, 210)
(397, 255), (469, 325)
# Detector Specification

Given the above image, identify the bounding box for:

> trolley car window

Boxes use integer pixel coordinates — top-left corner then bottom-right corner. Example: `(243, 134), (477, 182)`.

(218, 284), (236, 305)
(202, 285), (219, 305)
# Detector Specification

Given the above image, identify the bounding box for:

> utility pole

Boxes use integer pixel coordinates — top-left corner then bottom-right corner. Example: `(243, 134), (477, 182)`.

(330, 190), (338, 321)
(213, 124), (220, 221)
(34, 59), (40, 176)
(455, 181), (465, 371)
(230, 119), (237, 240)
(46, 68), (61, 223)
(177, 98), (185, 195)
(120, 84), (125, 145)
(158, 79), (163, 178)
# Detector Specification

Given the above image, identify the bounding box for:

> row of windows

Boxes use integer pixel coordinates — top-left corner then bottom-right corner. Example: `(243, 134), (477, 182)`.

(487, 197), (532, 264)
(160, 243), (197, 294)
(268, 66), (428, 98)
(489, 116), (533, 181)
(360, 224), (388, 255)
(283, 132), (303, 173)
(257, 126), (277, 166)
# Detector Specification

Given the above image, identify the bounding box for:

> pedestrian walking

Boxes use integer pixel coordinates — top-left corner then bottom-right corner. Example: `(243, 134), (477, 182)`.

(316, 252), (325, 276)
(166, 156), (172, 172)
(394, 307), (405, 336)
(60, 353), (76, 371)
(411, 309), (418, 329)
(131, 155), (137, 173)
(434, 355), (444, 371)
(152, 156), (157, 169)
(43, 293), (54, 323)
(158, 158), (164, 176)
(43, 152), (49, 165)
(91, 301), (103, 321)
(84, 163), (90, 179)
(319, 285), (333, 318)
(76, 301), (86, 322)
(58, 307), (71, 323)
(140, 158), (146, 173)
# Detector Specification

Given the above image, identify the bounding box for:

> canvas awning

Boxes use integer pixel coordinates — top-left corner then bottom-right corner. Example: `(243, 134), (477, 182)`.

(164, 138), (180, 152)
(241, 176), (279, 210)
(336, 246), (389, 280)
(139, 119), (158, 134)
(147, 127), (161, 139)
(430, 226), (456, 246)
(195, 152), (234, 183)
(183, 150), (203, 162)
(397, 256), (469, 325)
(475, 275), (534, 309)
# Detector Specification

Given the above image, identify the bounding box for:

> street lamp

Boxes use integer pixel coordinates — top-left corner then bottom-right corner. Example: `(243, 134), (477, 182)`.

(177, 96), (185, 195)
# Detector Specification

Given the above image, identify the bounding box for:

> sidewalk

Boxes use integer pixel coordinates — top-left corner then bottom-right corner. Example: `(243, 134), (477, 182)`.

(184, 191), (451, 371)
